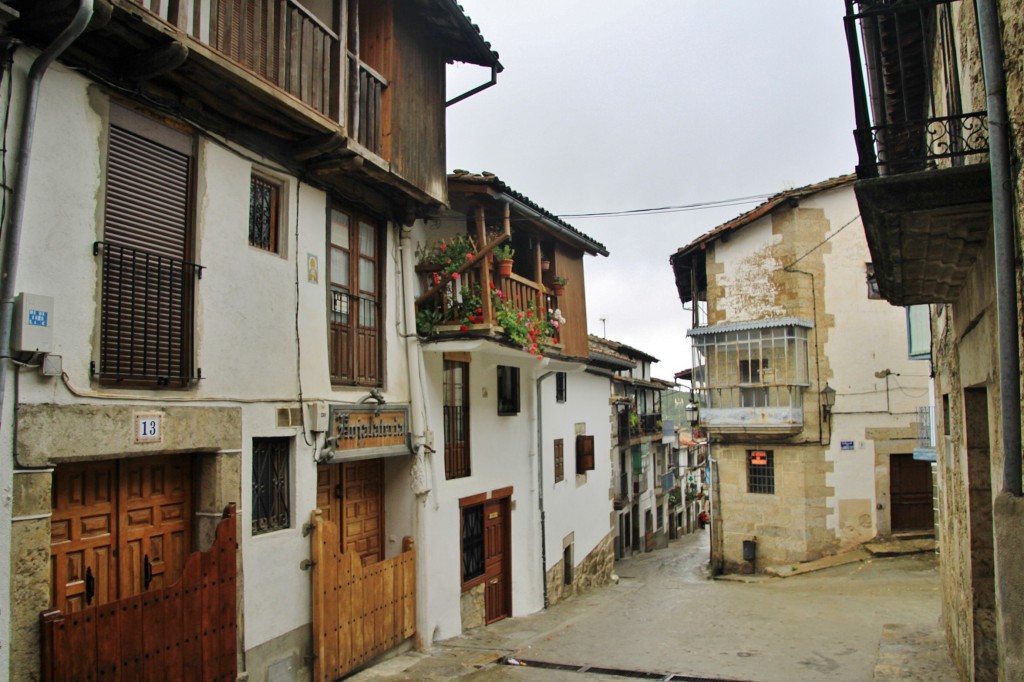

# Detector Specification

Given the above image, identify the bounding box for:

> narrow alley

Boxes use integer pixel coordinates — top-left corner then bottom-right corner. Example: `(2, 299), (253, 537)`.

(352, 530), (956, 682)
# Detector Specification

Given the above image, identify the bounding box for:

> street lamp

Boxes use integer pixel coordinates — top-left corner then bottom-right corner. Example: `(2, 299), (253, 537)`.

(684, 399), (699, 426)
(821, 383), (837, 420)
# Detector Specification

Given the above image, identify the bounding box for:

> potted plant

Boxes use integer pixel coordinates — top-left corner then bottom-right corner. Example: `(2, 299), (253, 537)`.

(541, 256), (551, 271)
(494, 244), (515, 277)
(552, 275), (568, 296)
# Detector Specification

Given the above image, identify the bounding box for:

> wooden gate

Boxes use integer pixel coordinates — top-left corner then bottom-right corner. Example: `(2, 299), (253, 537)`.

(310, 509), (415, 681)
(40, 505), (238, 682)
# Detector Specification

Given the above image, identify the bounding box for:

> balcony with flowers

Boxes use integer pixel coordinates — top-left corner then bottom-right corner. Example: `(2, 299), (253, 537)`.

(415, 172), (610, 359)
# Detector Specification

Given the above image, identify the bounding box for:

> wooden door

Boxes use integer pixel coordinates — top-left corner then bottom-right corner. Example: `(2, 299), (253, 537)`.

(483, 498), (510, 624)
(50, 455), (192, 612)
(316, 460), (384, 564)
(119, 455), (191, 596)
(890, 454), (935, 532)
(51, 461), (118, 612)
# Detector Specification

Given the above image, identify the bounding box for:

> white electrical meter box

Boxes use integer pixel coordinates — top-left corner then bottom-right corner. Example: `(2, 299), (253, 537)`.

(307, 401), (329, 432)
(12, 293), (54, 353)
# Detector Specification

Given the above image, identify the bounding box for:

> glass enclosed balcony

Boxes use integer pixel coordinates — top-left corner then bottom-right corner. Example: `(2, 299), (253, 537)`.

(688, 319), (812, 433)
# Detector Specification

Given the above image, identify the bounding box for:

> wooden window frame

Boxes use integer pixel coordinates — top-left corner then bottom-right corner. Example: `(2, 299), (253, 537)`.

(329, 203), (384, 386)
(497, 365), (520, 416)
(555, 372), (567, 403)
(747, 449), (775, 494)
(248, 173), (283, 254)
(554, 438), (564, 483)
(252, 437), (291, 534)
(576, 434), (595, 473)
(444, 359), (471, 479)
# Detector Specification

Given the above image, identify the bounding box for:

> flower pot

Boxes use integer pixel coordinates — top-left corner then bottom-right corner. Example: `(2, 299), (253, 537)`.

(552, 284), (565, 297)
(497, 259), (513, 277)
(541, 258), (551, 271)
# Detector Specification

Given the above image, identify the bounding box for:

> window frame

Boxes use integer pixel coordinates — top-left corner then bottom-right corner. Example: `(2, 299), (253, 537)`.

(252, 437), (292, 534)
(747, 449), (775, 494)
(555, 371), (568, 403)
(444, 359), (471, 480)
(554, 438), (565, 483)
(328, 203), (384, 386)
(497, 365), (521, 416)
(248, 172), (284, 254)
(576, 434), (595, 473)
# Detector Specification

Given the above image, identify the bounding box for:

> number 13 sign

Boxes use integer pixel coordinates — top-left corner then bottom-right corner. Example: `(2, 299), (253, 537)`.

(134, 413), (164, 444)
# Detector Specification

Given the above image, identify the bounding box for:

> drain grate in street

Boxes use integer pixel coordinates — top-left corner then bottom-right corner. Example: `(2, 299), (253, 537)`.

(505, 657), (758, 682)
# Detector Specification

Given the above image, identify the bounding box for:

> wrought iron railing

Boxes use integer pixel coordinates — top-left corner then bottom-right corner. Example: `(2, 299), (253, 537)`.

(94, 241), (203, 386)
(844, 0), (987, 178)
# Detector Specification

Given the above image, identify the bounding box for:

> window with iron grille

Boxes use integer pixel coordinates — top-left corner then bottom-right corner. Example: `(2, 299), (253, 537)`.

(98, 105), (199, 387)
(249, 174), (281, 253)
(329, 204), (383, 386)
(497, 365), (520, 415)
(556, 372), (567, 403)
(460, 503), (484, 585)
(444, 359), (470, 479)
(747, 449), (775, 494)
(252, 437), (291, 534)
(554, 439), (564, 483)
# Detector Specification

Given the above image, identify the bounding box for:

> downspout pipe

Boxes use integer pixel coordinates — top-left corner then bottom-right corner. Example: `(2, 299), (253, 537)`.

(976, 0), (1021, 496)
(535, 370), (554, 609)
(446, 63), (498, 107)
(399, 225), (435, 646)
(0, 0), (94, 436)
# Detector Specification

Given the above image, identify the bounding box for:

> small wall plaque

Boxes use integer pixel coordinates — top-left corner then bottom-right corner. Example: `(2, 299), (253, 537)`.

(134, 412), (164, 444)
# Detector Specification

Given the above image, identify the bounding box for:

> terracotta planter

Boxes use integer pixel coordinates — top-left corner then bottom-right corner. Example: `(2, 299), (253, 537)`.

(541, 259), (551, 271)
(552, 285), (565, 297)
(497, 259), (513, 277)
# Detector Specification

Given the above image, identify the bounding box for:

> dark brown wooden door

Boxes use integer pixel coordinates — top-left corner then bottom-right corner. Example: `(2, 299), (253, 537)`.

(316, 459), (384, 564)
(50, 455), (192, 613)
(891, 454), (935, 532)
(483, 498), (510, 624)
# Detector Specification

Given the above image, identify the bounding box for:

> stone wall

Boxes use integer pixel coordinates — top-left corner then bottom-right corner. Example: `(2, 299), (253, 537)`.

(459, 583), (486, 631)
(545, 532), (615, 608)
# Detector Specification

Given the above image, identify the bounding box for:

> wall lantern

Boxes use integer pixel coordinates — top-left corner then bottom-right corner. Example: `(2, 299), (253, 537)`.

(821, 383), (837, 420)
(684, 400), (699, 426)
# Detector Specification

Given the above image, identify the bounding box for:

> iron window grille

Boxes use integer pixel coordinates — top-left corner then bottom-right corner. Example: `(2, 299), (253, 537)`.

(252, 437), (291, 534)
(556, 371), (567, 403)
(444, 359), (471, 479)
(747, 449), (775, 494)
(248, 174), (281, 252)
(497, 365), (520, 415)
(95, 241), (202, 387)
(461, 504), (484, 584)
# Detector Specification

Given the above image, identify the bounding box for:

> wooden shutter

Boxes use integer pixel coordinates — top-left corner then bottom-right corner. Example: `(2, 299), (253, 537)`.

(576, 435), (595, 472)
(100, 108), (195, 385)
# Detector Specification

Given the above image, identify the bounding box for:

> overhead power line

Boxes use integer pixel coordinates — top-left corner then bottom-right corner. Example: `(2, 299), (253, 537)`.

(559, 192), (775, 219)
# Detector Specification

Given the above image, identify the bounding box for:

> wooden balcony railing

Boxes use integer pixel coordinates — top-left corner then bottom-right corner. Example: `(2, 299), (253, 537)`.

(139, 0), (341, 120)
(414, 238), (558, 346)
(348, 57), (388, 155)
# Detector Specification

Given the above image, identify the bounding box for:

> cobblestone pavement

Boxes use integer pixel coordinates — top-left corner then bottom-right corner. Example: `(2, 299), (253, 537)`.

(350, 531), (959, 682)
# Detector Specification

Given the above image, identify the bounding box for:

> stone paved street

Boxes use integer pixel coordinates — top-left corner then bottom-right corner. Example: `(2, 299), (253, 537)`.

(351, 529), (958, 682)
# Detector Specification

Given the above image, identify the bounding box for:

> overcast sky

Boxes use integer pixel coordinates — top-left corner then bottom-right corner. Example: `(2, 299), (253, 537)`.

(445, 1), (857, 379)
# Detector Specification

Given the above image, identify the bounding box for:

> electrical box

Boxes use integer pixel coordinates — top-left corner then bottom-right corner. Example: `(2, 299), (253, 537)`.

(12, 293), (53, 353)
(307, 401), (329, 432)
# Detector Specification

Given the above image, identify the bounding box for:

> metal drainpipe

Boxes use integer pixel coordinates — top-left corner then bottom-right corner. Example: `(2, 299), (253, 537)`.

(0, 0), (94, 449)
(535, 370), (554, 608)
(976, 0), (1022, 496)
(399, 225), (435, 645)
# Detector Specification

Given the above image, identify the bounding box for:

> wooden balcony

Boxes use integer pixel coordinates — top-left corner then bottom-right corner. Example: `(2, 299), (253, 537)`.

(12, 0), (499, 208)
(415, 236), (561, 354)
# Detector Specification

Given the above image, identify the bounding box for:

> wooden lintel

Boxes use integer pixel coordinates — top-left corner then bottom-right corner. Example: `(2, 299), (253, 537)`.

(293, 131), (349, 161)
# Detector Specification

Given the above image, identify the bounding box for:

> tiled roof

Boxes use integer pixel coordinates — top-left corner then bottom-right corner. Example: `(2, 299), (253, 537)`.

(449, 171), (609, 256)
(429, 1), (503, 70)
(671, 174), (856, 260)
(587, 334), (659, 363)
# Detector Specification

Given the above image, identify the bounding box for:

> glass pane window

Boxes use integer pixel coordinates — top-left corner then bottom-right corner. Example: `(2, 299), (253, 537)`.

(329, 204), (382, 386)
(249, 175), (280, 252)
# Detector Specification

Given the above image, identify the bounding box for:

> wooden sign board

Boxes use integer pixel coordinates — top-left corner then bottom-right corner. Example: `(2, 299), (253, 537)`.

(327, 404), (411, 461)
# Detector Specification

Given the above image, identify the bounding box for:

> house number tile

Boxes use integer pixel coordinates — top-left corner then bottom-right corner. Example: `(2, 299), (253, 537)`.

(134, 413), (164, 444)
